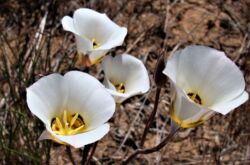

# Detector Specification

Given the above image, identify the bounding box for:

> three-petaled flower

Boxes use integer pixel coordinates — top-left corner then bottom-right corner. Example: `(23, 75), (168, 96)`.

(62, 8), (127, 65)
(163, 45), (248, 128)
(102, 54), (150, 103)
(26, 71), (115, 148)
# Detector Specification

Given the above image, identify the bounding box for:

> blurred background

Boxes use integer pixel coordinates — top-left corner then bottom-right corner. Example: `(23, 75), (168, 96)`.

(0, 0), (249, 164)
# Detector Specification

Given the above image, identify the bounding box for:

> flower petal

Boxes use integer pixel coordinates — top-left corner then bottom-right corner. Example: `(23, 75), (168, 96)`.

(38, 130), (67, 145)
(61, 16), (92, 53)
(97, 27), (127, 50)
(63, 71), (115, 131)
(163, 49), (182, 83)
(102, 54), (150, 103)
(26, 74), (67, 125)
(88, 49), (109, 64)
(61, 16), (78, 34)
(75, 34), (93, 53)
(212, 91), (248, 115)
(73, 8), (124, 44)
(47, 124), (110, 148)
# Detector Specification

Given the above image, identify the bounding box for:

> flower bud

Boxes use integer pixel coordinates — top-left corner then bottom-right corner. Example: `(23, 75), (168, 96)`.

(154, 50), (167, 88)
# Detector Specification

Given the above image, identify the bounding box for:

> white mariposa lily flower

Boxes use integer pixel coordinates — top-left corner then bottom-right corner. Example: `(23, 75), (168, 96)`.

(163, 45), (248, 128)
(61, 8), (127, 64)
(102, 54), (150, 103)
(26, 71), (115, 148)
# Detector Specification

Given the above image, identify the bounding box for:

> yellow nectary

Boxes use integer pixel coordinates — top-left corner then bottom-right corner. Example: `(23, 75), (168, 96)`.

(91, 38), (101, 49)
(169, 109), (205, 128)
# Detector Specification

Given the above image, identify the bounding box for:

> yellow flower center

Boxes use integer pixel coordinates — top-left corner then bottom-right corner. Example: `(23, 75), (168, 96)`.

(91, 38), (100, 49)
(114, 83), (125, 93)
(51, 110), (86, 136)
(187, 92), (202, 105)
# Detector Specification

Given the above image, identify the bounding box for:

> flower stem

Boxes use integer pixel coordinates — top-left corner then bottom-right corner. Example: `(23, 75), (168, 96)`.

(46, 141), (51, 165)
(85, 142), (98, 165)
(140, 87), (161, 147)
(122, 120), (180, 164)
(66, 146), (76, 165)
(81, 144), (92, 165)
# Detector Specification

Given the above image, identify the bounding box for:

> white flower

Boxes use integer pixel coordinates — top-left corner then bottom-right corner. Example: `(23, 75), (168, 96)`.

(61, 8), (127, 64)
(26, 71), (115, 148)
(163, 45), (248, 128)
(102, 54), (150, 103)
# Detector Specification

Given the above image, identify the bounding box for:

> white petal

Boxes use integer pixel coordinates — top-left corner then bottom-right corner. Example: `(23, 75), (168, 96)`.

(75, 34), (93, 53)
(212, 91), (248, 115)
(73, 8), (124, 44)
(61, 16), (92, 53)
(26, 74), (67, 125)
(38, 130), (66, 144)
(103, 76), (116, 91)
(199, 55), (245, 106)
(97, 27), (127, 50)
(63, 71), (115, 131)
(102, 54), (150, 103)
(88, 49), (109, 64)
(183, 109), (215, 125)
(48, 124), (110, 148)
(175, 45), (228, 93)
(163, 49), (182, 83)
(61, 16), (78, 34)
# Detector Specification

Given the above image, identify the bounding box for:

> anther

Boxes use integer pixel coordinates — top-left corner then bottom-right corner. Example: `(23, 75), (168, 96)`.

(114, 83), (125, 93)
(187, 92), (202, 105)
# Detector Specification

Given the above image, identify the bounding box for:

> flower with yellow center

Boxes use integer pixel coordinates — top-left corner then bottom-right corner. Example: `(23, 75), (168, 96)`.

(26, 71), (115, 148)
(61, 8), (127, 65)
(102, 54), (150, 103)
(163, 45), (248, 128)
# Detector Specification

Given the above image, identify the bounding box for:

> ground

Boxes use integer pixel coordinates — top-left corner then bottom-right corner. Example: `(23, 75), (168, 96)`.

(0, 0), (250, 164)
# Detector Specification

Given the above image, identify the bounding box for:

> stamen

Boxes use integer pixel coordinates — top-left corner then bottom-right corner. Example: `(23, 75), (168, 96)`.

(70, 113), (79, 127)
(114, 83), (125, 93)
(187, 92), (202, 105)
(69, 125), (85, 135)
(55, 118), (64, 131)
(63, 110), (68, 128)
(51, 111), (86, 136)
